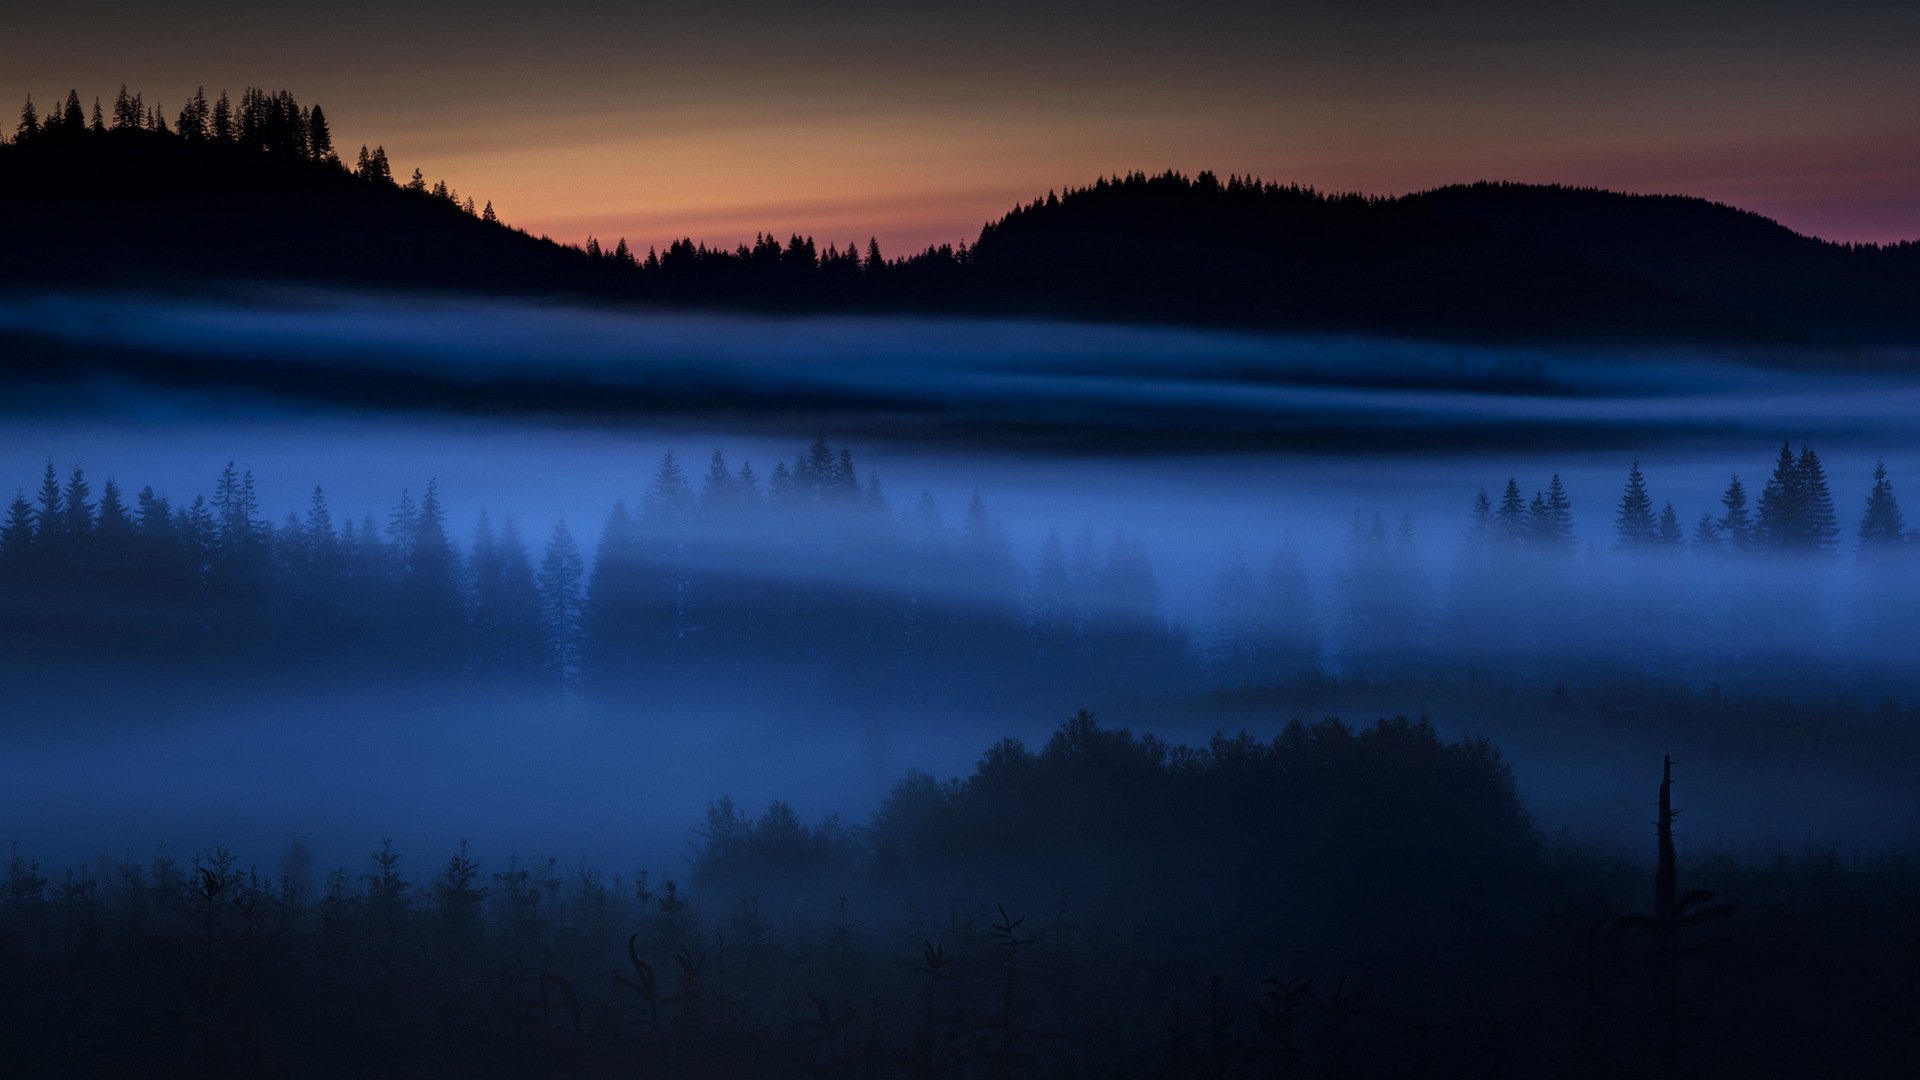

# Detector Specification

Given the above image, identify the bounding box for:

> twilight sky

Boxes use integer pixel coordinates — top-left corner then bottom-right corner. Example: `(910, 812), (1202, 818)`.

(8, 1), (1918, 253)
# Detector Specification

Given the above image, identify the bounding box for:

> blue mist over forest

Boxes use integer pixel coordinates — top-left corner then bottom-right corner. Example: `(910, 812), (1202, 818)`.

(4, 291), (1918, 877)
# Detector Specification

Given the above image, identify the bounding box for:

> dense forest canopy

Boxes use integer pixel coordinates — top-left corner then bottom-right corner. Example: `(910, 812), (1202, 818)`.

(6, 85), (1920, 342)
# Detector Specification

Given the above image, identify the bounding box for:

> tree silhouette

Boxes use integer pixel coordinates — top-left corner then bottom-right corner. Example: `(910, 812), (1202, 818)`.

(1614, 462), (1657, 547)
(1858, 459), (1906, 548)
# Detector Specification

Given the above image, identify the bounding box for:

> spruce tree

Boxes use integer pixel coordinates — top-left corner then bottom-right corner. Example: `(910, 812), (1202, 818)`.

(0, 492), (34, 562)
(1718, 474), (1754, 550)
(34, 463), (63, 541)
(16, 95), (38, 142)
(1756, 439), (1803, 550)
(1691, 512), (1720, 549)
(1495, 478), (1527, 544)
(1542, 474), (1575, 549)
(1657, 500), (1683, 546)
(1465, 489), (1493, 546)
(1795, 446), (1839, 552)
(1614, 462), (1658, 548)
(1857, 459), (1905, 548)
(307, 103), (333, 160)
(212, 91), (233, 141)
(539, 519), (587, 685)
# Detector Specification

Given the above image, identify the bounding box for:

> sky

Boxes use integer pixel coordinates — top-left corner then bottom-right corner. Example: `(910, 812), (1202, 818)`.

(6, 1), (1919, 253)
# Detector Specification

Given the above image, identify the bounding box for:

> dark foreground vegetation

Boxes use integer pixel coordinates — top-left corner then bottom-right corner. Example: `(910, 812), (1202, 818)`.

(2, 713), (1915, 1078)
(5, 86), (1919, 342)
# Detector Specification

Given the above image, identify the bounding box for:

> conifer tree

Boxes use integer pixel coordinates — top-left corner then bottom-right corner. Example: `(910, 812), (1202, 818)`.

(0, 492), (34, 562)
(1495, 478), (1527, 544)
(1691, 512), (1720, 549)
(1718, 474), (1755, 550)
(60, 466), (93, 540)
(1795, 446), (1839, 552)
(1465, 489), (1493, 546)
(113, 86), (137, 130)
(32, 463), (63, 543)
(212, 90), (233, 141)
(1857, 459), (1905, 548)
(1756, 439), (1803, 550)
(539, 519), (587, 685)
(1657, 500), (1683, 546)
(306, 103), (333, 160)
(1614, 462), (1658, 547)
(1540, 474), (1575, 550)
(16, 95), (38, 142)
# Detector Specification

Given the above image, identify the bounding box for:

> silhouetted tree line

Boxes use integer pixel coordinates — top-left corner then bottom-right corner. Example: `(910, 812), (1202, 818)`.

(1233, 442), (1915, 689)
(6, 85), (501, 229)
(0, 440), (1185, 700)
(2, 437), (1914, 699)
(2, 718), (1916, 1077)
(14, 97), (1920, 338)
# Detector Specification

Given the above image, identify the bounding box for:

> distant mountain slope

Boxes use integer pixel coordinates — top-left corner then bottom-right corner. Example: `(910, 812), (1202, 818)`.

(1413, 182), (1920, 342)
(956, 174), (1775, 342)
(4, 125), (1916, 345)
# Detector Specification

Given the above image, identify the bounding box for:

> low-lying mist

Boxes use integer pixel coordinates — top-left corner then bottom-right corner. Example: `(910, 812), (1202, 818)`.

(4, 291), (1919, 885)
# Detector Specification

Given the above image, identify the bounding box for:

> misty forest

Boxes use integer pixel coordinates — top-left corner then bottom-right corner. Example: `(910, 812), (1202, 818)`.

(4, 84), (1920, 1079)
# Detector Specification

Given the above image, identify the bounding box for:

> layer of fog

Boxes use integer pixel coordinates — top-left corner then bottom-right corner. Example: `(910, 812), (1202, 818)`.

(5, 291), (1920, 878)
(5, 289), (1920, 451)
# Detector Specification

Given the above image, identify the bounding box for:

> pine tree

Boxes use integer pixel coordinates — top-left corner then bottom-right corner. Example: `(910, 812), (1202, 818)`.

(387, 488), (420, 568)
(1718, 474), (1755, 550)
(1795, 446), (1839, 552)
(1858, 459), (1906, 548)
(1657, 501), (1683, 546)
(1465, 489), (1493, 546)
(1, 491), (35, 563)
(33, 462), (63, 540)
(1614, 462), (1657, 548)
(1495, 478), (1527, 545)
(16, 95), (38, 142)
(1541, 474), (1575, 550)
(307, 103), (333, 160)
(699, 449), (735, 515)
(212, 91), (233, 141)
(113, 86), (137, 130)
(644, 450), (695, 527)
(539, 519), (587, 685)
(1691, 512), (1720, 549)
(1756, 439), (1803, 550)
(62, 90), (84, 131)
(483, 201), (499, 224)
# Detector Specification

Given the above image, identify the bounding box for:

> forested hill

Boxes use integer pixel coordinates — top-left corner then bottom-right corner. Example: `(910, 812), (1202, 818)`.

(4, 86), (1917, 343)
(1415, 182), (1920, 344)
